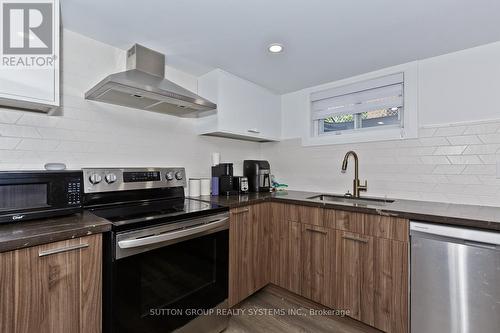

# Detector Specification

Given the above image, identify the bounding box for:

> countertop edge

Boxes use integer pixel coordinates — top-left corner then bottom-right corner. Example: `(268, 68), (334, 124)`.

(0, 212), (112, 253)
(196, 192), (500, 232)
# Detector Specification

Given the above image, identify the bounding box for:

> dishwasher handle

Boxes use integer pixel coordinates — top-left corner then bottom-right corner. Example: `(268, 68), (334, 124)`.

(410, 221), (500, 246)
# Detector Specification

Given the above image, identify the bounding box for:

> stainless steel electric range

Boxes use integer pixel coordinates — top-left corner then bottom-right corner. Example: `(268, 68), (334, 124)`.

(82, 168), (229, 333)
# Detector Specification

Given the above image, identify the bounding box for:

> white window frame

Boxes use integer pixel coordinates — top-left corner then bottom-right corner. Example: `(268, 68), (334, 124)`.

(302, 62), (418, 146)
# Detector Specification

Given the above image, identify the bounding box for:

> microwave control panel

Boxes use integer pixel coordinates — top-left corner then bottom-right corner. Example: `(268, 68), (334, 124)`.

(66, 180), (82, 205)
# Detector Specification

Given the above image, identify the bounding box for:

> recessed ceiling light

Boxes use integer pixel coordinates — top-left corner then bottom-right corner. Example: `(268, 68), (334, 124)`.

(268, 43), (284, 53)
(377, 121), (385, 125)
(390, 107), (399, 111)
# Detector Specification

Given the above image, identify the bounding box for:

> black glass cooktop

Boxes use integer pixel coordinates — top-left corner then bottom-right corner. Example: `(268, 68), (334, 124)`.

(89, 198), (227, 229)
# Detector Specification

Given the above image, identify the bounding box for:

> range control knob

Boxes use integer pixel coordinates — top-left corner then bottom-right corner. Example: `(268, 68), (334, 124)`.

(105, 173), (117, 184)
(166, 172), (174, 181)
(89, 173), (102, 185)
(175, 171), (183, 180)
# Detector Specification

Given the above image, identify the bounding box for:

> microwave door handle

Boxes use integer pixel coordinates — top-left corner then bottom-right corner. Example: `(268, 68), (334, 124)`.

(118, 217), (229, 249)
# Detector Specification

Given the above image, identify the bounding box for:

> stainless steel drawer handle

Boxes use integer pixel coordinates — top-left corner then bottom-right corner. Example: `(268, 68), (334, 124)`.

(305, 227), (327, 235)
(342, 235), (368, 243)
(231, 208), (250, 215)
(39, 243), (89, 257)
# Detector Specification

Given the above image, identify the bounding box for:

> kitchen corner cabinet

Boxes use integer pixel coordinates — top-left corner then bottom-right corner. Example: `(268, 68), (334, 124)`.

(229, 203), (270, 306)
(230, 202), (409, 333)
(0, 0), (60, 112)
(0, 234), (102, 333)
(197, 69), (281, 142)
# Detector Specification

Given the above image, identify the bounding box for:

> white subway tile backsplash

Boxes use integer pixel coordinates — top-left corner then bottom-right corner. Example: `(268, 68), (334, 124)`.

(463, 144), (500, 155)
(418, 137), (450, 146)
(478, 154), (498, 164)
(433, 145), (467, 155)
(16, 139), (60, 151)
(0, 137), (21, 149)
(478, 133), (500, 144)
(446, 175), (482, 185)
(434, 125), (466, 137)
(420, 156), (450, 165)
(463, 123), (500, 135)
(418, 127), (437, 138)
(17, 113), (60, 128)
(462, 164), (496, 175)
(432, 165), (466, 175)
(0, 109), (23, 124)
(446, 135), (482, 145)
(0, 124), (41, 139)
(446, 155), (482, 165)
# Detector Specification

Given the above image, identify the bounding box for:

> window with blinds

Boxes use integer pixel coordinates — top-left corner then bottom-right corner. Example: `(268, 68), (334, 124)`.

(311, 73), (404, 135)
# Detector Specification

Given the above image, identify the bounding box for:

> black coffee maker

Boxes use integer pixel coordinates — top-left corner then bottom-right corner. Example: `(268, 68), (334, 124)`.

(212, 163), (238, 196)
(243, 160), (271, 192)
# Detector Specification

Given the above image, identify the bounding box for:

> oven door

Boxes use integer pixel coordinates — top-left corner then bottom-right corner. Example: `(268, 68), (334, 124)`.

(106, 213), (229, 333)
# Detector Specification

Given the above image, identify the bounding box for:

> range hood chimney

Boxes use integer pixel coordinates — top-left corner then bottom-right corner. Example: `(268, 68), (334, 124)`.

(85, 44), (216, 117)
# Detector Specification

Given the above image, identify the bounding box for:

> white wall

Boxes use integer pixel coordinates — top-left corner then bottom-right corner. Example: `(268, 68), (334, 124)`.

(0, 29), (260, 178)
(264, 41), (500, 207)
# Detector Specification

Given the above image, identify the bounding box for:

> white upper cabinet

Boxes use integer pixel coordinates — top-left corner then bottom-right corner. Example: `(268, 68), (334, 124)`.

(197, 69), (281, 142)
(0, 0), (60, 112)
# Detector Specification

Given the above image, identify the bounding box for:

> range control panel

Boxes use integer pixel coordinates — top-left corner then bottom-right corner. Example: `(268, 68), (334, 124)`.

(82, 168), (186, 194)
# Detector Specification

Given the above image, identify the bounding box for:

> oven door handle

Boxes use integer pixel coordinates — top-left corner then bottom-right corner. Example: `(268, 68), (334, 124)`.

(117, 217), (229, 249)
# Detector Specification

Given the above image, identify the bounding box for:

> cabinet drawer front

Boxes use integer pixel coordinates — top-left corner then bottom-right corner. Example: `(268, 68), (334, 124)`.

(285, 204), (323, 226)
(364, 214), (409, 242)
(332, 210), (364, 233)
(0, 234), (102, 333)
(326, 209), (409, 242)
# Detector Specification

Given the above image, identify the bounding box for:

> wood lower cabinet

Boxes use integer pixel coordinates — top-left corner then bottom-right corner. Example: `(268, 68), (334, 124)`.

(0, 234), (102, 333)
(337, 230), (408, 333)
(230, 202), (409, 333)
(229, 203), (270, 306)
(270, 203), (302, 294)
(300, 224), (337, 308)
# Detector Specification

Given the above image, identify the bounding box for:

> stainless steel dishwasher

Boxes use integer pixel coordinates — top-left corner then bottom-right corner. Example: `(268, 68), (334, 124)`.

(410, 221), (500, 333)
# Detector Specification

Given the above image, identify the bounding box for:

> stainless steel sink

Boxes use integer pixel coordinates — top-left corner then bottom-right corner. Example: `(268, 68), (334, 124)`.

(306, 194), (395, 206)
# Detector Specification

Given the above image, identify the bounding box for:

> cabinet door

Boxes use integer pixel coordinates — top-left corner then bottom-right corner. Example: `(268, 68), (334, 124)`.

(229, 204), (270, 306)
(269, 203), (302, 295)
(338, 231), (375, 325)
(372, 238), (408, 333)
(338, 231), (408, 333)
(250, 203), (270, 291)
(0, 234), (102, 333)
(301, 224), (336, 307)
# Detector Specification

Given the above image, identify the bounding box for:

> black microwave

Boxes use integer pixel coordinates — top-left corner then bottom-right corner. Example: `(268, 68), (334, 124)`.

(0, 171), (83, 224)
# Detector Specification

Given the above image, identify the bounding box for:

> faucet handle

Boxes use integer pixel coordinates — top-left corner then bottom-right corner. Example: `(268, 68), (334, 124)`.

(359, 180), (368, 191)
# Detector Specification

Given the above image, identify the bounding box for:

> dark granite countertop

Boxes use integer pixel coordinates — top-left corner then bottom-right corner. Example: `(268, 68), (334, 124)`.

(0, 211), (112, 253)
(195, 190), (500, 232)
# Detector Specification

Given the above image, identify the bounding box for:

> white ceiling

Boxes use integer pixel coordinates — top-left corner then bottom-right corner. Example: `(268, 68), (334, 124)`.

(61, 0), (500, 93)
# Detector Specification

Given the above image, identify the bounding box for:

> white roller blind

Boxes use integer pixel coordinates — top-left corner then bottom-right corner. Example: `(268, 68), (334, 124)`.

(311, 73), (404, 121)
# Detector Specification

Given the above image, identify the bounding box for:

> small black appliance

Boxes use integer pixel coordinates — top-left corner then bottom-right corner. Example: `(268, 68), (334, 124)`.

(243, 160), (271, 193)
(0, 170), (82, 224)
(211, 163), (237, 196)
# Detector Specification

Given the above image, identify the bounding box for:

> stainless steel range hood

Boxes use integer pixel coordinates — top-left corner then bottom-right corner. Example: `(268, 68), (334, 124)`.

(85, 44), (216, 117)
